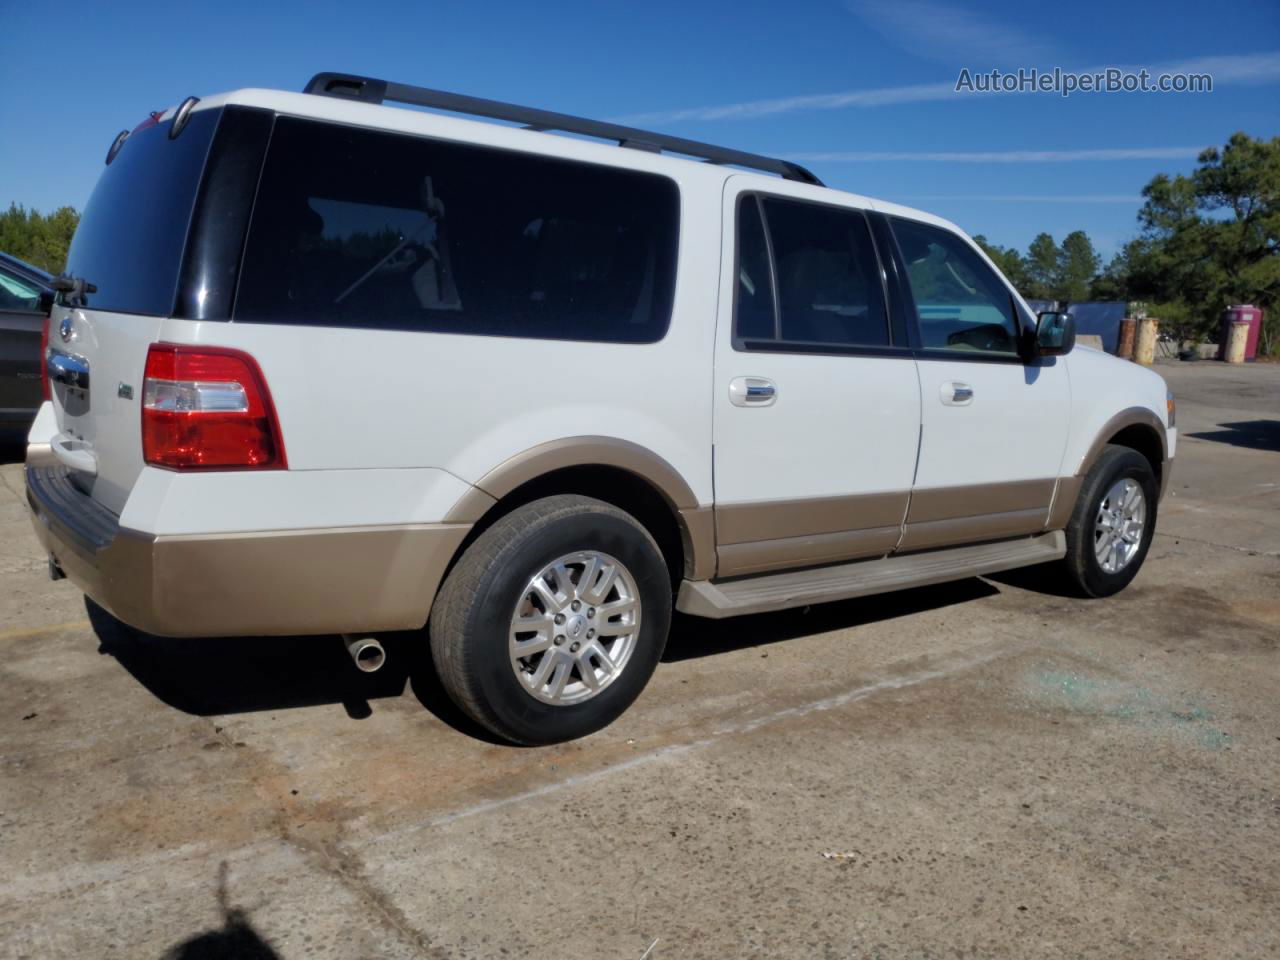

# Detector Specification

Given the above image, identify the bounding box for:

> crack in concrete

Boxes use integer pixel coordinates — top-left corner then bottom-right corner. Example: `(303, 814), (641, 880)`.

(1155, 531), (1280, 558)
(188, 715), (448, 956)
(275, 819), (450, 958)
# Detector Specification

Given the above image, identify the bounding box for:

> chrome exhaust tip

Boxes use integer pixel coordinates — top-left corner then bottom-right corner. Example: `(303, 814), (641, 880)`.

(343, 635), (386, 673)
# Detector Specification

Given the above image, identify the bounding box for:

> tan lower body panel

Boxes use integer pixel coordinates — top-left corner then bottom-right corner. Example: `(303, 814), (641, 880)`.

(1046, 476), (1084, 530)
(905, 477), (1055, 524)
(717, 525), (902, 578)
(30, 507), (469, 638)
(898, 507), (1050, 552)
(675, 506), (715, 581)
(714, 491), (907, 578)
(714, 482), (1059, 577)
(1159, 458), (1174, 501)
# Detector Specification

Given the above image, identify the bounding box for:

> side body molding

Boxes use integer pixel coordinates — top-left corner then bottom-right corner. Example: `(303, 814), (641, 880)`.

(443, 436), (715, 580)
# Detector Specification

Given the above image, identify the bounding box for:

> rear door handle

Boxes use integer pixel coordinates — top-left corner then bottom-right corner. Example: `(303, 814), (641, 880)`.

(729, 377), (777, 407)
(941, 381), (974, 406)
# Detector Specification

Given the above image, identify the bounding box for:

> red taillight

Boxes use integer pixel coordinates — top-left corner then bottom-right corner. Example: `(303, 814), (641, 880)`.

(142, 344), (286, 470)
(40, 314), (51, 402)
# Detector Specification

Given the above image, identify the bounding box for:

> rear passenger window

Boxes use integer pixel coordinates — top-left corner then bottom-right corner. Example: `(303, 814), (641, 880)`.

(235, 117), (679, 343)
(891, 217), (1020, 356)
(733, 195), (890, 349)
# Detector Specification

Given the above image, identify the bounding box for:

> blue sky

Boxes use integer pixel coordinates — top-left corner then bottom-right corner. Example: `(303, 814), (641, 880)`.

(2, 0), (1277, 259)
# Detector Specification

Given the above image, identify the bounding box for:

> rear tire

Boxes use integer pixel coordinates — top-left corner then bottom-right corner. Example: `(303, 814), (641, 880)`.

(1061, 445), (1158, 598)
(429, 495), (672, 745)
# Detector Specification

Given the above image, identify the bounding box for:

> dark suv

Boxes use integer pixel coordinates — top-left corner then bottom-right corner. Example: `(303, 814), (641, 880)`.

(0, 251), (52, 437)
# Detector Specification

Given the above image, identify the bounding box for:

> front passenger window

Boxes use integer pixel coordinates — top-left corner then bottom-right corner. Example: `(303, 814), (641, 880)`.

(892, 218), (1020, 356)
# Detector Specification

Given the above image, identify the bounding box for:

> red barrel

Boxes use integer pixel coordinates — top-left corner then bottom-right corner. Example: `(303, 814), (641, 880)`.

(1219, 305), (1262, 361)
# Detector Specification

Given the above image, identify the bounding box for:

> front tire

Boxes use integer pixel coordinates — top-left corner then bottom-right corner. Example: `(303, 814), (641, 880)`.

(1062, 445), (1158, 597)
(429, 495), (672, 745)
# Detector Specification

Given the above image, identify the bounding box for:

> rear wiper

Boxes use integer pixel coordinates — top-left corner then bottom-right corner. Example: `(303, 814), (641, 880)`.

(51, 273), (97, 308)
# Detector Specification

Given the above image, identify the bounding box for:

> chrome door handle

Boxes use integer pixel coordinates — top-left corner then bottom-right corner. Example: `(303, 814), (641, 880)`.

(940, 381), (974, 406)
(729, 377), (777, 407)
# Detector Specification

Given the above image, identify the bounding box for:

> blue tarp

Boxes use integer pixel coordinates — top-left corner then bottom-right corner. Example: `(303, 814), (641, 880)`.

(1065, 301), (1126, 353)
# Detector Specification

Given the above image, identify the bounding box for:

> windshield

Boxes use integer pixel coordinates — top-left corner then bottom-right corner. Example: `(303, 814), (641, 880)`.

(64, 108), (221, 316)
(0, 266), (43, 310)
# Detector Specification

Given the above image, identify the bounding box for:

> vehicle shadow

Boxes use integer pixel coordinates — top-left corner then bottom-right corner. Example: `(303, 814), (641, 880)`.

(984, 562), (1082, 599)
(0, 439), (26, 466)
(1187, 419), (1280, 453)
(88, 598), (503, 742)
(663, 577), (1000, 662)
(89, 599), (409, 716)
(93, 578), (1009, 737)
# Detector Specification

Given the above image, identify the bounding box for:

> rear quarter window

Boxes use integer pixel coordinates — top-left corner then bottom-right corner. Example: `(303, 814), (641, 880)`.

(64, 109), (221, 316)
(233, 117), (680, 343)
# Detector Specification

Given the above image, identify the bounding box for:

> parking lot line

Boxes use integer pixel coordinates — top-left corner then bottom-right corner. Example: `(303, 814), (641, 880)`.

(0, 620), (89, 643)
(402, 640), (1022, 835)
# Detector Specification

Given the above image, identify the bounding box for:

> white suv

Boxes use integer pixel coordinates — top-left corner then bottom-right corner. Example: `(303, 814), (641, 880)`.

(27, 73), (1175, 744)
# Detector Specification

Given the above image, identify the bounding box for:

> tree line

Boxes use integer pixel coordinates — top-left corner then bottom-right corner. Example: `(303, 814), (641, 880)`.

(973, 230), (1101, 304)
(1, 132), (1275, 352)
(0, 204), (79, 274)
(974, 132), (1278, 354)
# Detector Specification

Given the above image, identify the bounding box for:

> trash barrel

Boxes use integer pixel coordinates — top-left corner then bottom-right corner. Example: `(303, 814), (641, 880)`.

(1225, 321), (1251, 364)
(1134, 318), (1158, 365)
(1117, 318), (1137, 360)
(1219, 305), (1262, 361)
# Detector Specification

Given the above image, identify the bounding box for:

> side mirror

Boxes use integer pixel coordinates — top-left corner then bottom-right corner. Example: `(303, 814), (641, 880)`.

(38, 290), (55, 315)
(1035, 311), (1075, 357)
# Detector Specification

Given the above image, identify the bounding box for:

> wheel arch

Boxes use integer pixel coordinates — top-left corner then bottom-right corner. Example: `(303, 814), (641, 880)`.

(443, 437), (715, 585)
(1076, 407), (1167, 486)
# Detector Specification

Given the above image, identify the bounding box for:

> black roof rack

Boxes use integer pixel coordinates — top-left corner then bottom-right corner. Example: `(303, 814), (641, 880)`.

(303, 72), (824, 186)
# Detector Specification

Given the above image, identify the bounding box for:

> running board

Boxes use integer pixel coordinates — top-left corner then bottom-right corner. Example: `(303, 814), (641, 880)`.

(677, 531), (1066, 619)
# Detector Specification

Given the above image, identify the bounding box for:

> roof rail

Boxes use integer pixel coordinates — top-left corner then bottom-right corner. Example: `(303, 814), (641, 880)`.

(303, 72), (824, 187)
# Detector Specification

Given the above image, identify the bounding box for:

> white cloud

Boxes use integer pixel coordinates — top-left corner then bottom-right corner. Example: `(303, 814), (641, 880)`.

(847, 0), (1058, 66)
(615, 82), (959, 125)
(1153, 52), (1280, 85)
(785, 147), (1205, 164)
(613, 50), (1280, 126)
(901, 194), (1144, 204)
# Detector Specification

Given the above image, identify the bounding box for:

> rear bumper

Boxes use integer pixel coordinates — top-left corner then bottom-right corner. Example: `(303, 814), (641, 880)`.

(26, 464), (470, 637)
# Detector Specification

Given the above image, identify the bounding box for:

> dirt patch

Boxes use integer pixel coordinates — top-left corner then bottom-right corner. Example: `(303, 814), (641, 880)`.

(1128, 584), (1278, 652)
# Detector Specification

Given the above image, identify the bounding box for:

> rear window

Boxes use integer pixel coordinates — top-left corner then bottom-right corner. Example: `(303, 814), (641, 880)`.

(234, 117), (679, 343)
(64, 109), (220, 316)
